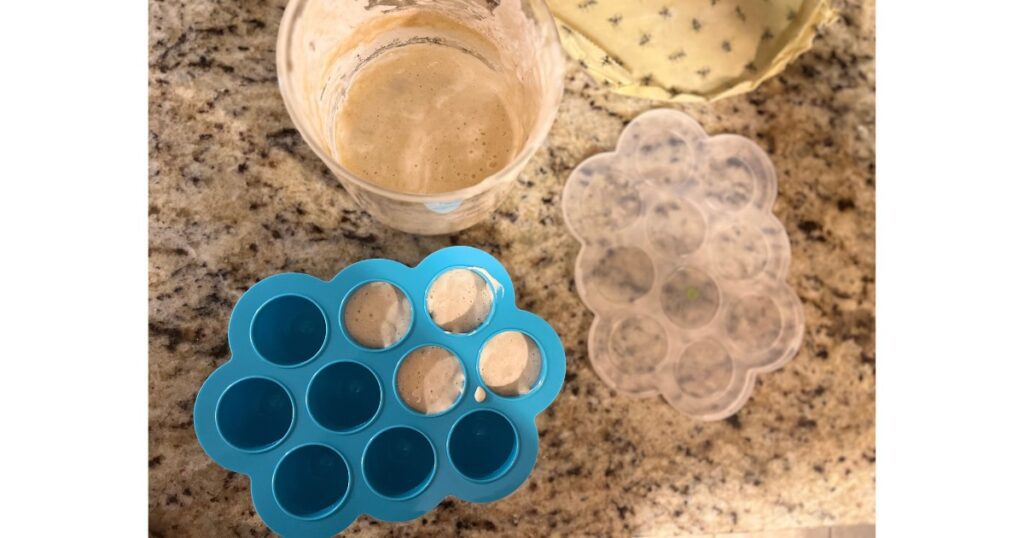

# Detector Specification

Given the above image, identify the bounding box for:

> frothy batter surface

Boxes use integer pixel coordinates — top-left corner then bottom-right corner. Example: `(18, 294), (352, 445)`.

(479, 331), (541, 396)
(343, 282), (411, 349)
(335, 43), (526, 194)
(427, 268), (494, 333)
(397, 346), (465, 414)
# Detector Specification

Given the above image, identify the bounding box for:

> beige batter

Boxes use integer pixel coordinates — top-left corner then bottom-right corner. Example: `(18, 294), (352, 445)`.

(334, 42), (527, 194)
(343, 282), (411, 349)
(427, 268), (494, 333)
(479, 331), (542, 396)
(346, 269), (539, 404)
(396, 346), (465, 414)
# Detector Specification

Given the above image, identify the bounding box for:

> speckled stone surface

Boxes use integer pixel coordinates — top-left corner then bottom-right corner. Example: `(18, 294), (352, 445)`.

(148, 0), (875, 536)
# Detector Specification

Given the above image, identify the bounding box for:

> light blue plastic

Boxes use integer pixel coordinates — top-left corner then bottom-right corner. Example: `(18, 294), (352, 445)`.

(193, 246), (566, 537)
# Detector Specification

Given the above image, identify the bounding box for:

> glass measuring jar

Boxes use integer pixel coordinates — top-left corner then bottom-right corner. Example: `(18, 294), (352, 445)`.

(277, 0), (565, 234)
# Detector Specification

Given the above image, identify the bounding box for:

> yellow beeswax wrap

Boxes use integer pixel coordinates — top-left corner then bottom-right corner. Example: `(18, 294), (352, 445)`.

(548, 0), (835, 102)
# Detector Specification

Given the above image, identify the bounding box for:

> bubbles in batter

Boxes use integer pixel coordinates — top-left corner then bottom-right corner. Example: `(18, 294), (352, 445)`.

(343, 282), (412, 349)
(396, 346), (466, 414)
(427, 268), (494, 333)
(334, 41), (528, 194)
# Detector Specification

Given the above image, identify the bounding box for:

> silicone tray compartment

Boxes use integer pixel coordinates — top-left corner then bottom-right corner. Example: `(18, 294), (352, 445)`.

(194, 246), (566, 537)
(562, 109), (803, 421)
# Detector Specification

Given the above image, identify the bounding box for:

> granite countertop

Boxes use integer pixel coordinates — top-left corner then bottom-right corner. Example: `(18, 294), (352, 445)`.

(148, 0), (875, 535)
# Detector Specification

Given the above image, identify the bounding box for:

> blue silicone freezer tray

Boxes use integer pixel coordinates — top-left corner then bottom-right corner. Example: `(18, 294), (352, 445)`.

(193, 246), (566, 537)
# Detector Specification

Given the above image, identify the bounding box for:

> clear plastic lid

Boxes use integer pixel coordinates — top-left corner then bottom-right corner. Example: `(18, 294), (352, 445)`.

(562, 109), (804, 420)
